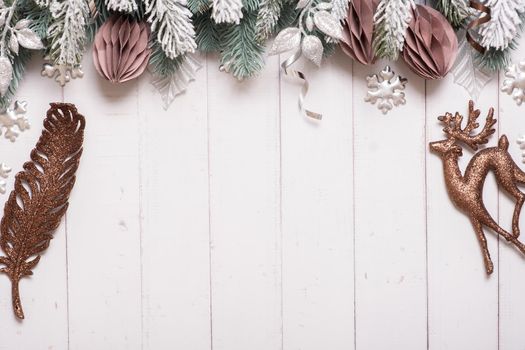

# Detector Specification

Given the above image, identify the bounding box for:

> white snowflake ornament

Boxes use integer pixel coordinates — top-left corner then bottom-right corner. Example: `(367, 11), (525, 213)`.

(365, 66), (407, 114)
(0, 100), (29, 142)
(41, 62), (84, 87)
(0, 162), (11, 194)
(502, 61), (525, 106)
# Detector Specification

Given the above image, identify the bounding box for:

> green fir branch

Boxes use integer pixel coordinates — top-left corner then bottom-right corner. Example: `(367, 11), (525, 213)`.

(242, 0), (259, 13)
(195, 10), (223, 52)
(149, 39), (185, 77)
(188, 0), (210, 14)
(433, 0), (469, 29)
(276, 1), (299, 31)
(219, 10), (264, 79)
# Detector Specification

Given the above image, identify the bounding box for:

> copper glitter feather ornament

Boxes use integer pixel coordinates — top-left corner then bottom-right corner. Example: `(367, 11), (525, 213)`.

(0, 103), (85, 319)
(340, 0), (380, 66)
(430, 101), (525, 274)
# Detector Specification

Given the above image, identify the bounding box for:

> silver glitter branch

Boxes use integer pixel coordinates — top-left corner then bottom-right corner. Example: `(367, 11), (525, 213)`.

(145, 0), (197, 59)
(47, 0), (90, 66)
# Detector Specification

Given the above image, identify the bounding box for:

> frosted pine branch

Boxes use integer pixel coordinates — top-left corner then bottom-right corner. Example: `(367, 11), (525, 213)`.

(48, 0), (89, 66)
(255, 0), (281, 42)
(212, 0), (244, 24)
(373, 0), (415, 60)
(105, 0), (138, 13)
(478, 0), (525, 50)
(33, 0), (50, 7)
(435, 0), (469, 28)
(145, 0), (197, 59)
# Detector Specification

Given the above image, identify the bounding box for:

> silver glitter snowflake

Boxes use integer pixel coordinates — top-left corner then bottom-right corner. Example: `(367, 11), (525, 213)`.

(41, 62), (84, 87)
(0, 100), (29, 142)
(502, 60), (525, 106)
(0, 163), (11, 194)
(365, 66), (407, 114)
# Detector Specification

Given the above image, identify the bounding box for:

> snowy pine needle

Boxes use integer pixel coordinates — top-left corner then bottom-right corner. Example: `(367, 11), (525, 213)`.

(255, 0), (281, 42)
(145, 0), (197, 59)
(105, 0), (138, 13)
(373, 0), (415, 60)
(478, 0), (525, 51)
(47, 0), (90, 66)
(434, 0), (469, 28)
(211, 0), (244, 24)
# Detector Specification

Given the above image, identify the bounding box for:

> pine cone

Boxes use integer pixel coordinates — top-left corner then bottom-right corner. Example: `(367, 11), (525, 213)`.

(340, 0), (380, 66)
(93, 16), (151, 83)
(402, 5), (458, 80)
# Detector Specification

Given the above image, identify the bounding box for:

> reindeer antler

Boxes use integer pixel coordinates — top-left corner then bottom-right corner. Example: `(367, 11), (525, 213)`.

(438, 100), (497, 150)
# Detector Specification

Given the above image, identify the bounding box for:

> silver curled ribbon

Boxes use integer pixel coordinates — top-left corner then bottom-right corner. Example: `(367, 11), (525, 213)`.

(282, 50), (322, 120)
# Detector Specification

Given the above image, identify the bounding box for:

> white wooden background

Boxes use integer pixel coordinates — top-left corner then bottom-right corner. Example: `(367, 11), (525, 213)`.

(1, 18), (525, 350)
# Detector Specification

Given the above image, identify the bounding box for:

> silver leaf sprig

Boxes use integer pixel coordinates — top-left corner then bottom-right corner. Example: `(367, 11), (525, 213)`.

(269, 0), (343, 66)
(0, 0), (43, 96)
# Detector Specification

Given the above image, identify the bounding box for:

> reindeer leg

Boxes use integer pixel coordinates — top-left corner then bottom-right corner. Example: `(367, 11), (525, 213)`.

(481, 215), (513, 242)
(512, 193), (525, 238)
(471, 219), (494, 274)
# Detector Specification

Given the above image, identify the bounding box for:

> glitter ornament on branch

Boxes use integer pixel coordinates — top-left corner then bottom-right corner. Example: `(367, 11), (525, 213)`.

(430, 101), (525, 275)
(0, 56), (13, 97)
(0, 103), (85, 319)
(93, 16), (151, 83)
(0, 163), (11, 195)
(269, 0), (344, 119)
(365, 66), (407, 114)
(502, 60), (525, 106)
(269, 1), (344, 65)
(0, 100), (28, 142)
(0, 5), (45, 97)
(331, 0), (350, 22)
(402, 5), (458, 80)
(41, 62), (83, 87)
(340, 0), (379, 66)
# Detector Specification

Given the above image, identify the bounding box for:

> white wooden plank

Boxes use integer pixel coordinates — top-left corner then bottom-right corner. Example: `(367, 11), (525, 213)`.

(426, 74), (499, 348)
(64, 52), (142, 349)
(0, 57), (65, 349)
(207, 54), (282, 350)
(138, 54), (211, 350)
(353, 60), (427, 349)
(498, 34), (525, 350)
(280, 52), (354, 350)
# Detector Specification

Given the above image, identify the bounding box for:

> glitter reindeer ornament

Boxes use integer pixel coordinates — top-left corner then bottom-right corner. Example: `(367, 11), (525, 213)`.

(430, 101), (525, 274)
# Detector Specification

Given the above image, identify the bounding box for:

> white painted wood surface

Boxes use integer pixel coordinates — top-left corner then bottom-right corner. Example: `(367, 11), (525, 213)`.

(1, 32), (525, 350)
